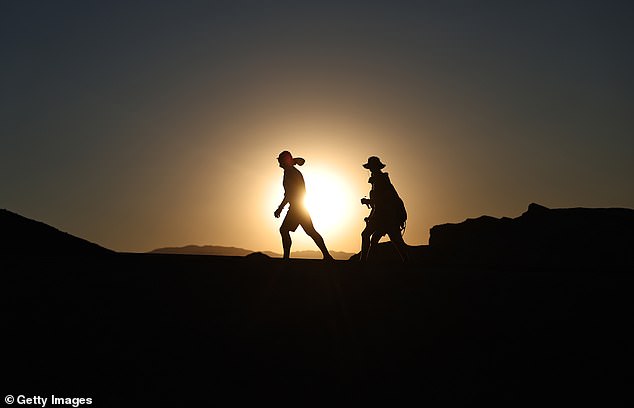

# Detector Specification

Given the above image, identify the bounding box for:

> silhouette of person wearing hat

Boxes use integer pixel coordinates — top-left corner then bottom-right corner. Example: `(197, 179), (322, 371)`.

(274, 151), (334, 260)
(360, 156), (408, 262)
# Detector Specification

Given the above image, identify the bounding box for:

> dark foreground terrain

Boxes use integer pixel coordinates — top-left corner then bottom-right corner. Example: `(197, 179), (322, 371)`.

(3, 253), (633, 406)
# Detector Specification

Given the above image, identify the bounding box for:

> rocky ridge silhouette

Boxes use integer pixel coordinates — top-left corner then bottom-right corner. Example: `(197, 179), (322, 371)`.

(1, 209), (112, 256)
(428, 203), (634, 267)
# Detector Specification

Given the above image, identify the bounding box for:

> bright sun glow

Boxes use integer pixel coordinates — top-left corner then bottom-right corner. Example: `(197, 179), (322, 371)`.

(302, 169), (355, 236)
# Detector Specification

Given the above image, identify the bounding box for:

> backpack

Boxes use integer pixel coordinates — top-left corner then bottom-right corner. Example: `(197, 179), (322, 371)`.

(371, 173), (407, 232)
(390, 185), (407, 231)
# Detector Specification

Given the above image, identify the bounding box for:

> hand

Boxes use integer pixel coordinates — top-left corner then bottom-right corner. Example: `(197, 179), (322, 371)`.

(274, 207), (282, 218)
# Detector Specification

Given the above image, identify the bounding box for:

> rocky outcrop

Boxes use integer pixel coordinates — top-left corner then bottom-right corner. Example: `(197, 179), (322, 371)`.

(429, 203), (634, 267)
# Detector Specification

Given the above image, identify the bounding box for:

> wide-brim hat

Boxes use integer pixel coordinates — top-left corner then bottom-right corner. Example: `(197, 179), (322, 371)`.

(362, 156), (386, 169)
(277, 150), (305, 166)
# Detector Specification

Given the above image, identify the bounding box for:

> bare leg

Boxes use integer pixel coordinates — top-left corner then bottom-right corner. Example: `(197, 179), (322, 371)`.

(280, 227), (292, 259)
(304, 224), (333, 260)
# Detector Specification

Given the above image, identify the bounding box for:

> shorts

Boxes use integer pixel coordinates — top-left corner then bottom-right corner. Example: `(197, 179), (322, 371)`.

(281, 205), (315, 232)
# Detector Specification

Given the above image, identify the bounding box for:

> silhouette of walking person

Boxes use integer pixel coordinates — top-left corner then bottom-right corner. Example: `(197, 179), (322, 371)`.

(274, 151), (334, 260)
(360, 156), (408, 262)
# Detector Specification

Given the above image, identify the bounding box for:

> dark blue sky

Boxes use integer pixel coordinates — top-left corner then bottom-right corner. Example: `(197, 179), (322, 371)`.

(2, 1), (633, 252)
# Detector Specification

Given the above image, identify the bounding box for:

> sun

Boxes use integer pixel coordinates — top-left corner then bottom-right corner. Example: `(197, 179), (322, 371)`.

(302, 169), (354, 236)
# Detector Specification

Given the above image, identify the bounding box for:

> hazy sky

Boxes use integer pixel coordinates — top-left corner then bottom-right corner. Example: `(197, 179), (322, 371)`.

(2, 1), (633, 253)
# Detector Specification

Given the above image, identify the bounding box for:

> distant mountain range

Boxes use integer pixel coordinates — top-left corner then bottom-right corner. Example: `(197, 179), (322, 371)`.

(0, 208), (355, 259)
(148, 245), (356, 260)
